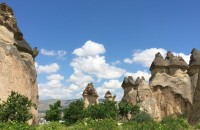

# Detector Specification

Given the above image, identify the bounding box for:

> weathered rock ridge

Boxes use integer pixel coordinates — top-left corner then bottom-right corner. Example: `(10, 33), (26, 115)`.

(121, 50), (199, 121)
(0, 3), (38, 124)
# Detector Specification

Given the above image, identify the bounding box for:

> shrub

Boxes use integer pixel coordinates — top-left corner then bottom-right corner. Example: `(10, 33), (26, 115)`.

(118, 101), (140, 120)
(0, 121), (35, 130)
(160, 116), (189, 130)
(63, 99), (85, 125)
(86, 101), (118, 120)
(132, 111), (153, 123)
(0, 91), (35, 123)
(45, 100), (62, 121)
(122, 121), (161, 130)
(36, 122), (66, 130)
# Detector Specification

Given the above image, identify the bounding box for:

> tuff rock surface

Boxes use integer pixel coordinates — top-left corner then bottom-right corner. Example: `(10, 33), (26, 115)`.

(0, 3), (38, 124)
(188, 48), (200, 125)
(122, 50), (194, 121)
(82, 83), (99, 108)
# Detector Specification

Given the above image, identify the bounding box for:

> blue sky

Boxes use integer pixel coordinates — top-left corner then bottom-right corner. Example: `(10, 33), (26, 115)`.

(3, 0), (200, 100)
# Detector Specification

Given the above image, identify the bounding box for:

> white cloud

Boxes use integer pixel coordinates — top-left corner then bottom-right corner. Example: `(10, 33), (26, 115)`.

(68, 84), (80, 91)
(124, 48), (190, 67)
(47, 74), (64, 81)
(41, 49), (67, 59)
(102, 80), (121, 89)
(96, 79), (122, 100)
(68, 69), (94, 88)
(73, 40), (105, 57)
(124, 48), (167, 67)
(71, 41), (126, 80)
(111, 60), (121, 65)
(39, 85), (72, 99)
(125, 70), (151, 81)
(41, 49), (57, 56)
(173, 52), (190, 64)
(36, 63), (60, 74)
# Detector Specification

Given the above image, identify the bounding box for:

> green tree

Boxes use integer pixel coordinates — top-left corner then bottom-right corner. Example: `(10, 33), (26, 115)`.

(63, 99), (85, 125)
(0, 91), (35, 123)
(87, 100), (118, 120)
(45, 100), (62, 121)
(118, 101), (140, 120)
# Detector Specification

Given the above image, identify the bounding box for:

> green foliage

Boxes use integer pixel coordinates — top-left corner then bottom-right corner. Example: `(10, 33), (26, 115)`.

(36, 122), (67, 130)
(86, 100), (118, 120)
(63, 99), (85, 125)
(45, 100), (62, 121)
(118, 101), (140, 120)
(0, 91), (35, 123)
(160, 116), (189, 130)
(132, 111), (154, 123)
(0, 121), (35, 130)
(122, 121), (161, 130)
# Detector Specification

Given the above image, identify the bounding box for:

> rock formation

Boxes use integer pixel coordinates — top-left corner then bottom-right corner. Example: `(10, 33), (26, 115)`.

(122, 51), (193, 120)
(0, 3), (38, 124)
(188, 48), (200, 125)
(121, 76), (160, 120)
(150, 52), (192, 120)
(104, 91), (116, 101)
(82, 83), (99, 108)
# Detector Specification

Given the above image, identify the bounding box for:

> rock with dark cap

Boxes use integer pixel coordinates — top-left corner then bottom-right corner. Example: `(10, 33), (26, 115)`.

(189, 48), (200, 67)
(150, 52), (167, 71)
(122, 76), (135, 89)
(82, 83), (99, 108)
(104, 91), (116, 101)
(135, 77), (142, 85)
(0, 2), (37, 58)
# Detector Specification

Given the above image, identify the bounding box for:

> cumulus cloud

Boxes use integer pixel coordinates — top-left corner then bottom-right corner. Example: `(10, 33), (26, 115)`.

(68, 69), (94, 88)
(96, 79), (122, 100)
(124, 48), (167, 67)
(68, 84), (80, 91)
(125, 70), (151, 81)
(111, 60), (121, 65)
(73, 40), (105, 57)
(102, 80), (122, 89)
(124, 48), (190, 67)
(36, 63), (60, 74)
(39, 85), (72, 99)
(71, 41), (126, 80)
(46, 74), (64, 81)
(41, 49), (67, 59)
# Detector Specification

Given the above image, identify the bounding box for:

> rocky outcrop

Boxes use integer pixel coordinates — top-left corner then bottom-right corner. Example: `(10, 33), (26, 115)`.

(0, 3), (38, 124)
(121, 76), (160, 120)
(150, 51), (192, 119)
(82, 83), (99, 108)
(104, 91), (116, 101)
(188, 48), (200, 125)
(122, 51), (193, 121)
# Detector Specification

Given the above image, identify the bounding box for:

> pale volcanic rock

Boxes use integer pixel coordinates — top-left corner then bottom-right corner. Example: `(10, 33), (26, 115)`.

(150, 70), (192, 119)
(0, 3), (38, 124)
(82, 83), (99, 108)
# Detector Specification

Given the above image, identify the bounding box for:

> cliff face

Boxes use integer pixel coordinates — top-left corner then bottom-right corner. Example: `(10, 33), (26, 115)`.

(0, 3), (38, 124)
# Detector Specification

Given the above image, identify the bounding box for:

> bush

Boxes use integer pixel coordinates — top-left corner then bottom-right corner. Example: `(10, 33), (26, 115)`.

(63, 99), (85, 125)
(122, 121), (161, 130)
(0, 121), (35, 130)
(36, 122), (66, 130)
(118, 101), (140, 120)
(45, 100), (62, 121)
(86, 101), (118, 120)
(132, 111), (153, 123)
(160, 116), (189, 130)
(0, 91), (35, 123)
